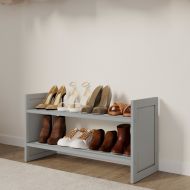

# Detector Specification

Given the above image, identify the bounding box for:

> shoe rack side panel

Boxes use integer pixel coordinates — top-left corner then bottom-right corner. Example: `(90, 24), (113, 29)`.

(25, 93), (56, 162)
(131, 97), (158, 183)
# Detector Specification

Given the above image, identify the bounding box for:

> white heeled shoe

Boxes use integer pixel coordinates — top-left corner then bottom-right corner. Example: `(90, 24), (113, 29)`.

(80, 82), (92, 107)
(68, 82), (92, 112)
(69, 129), (93, 149)
(57, 82), (80, 112)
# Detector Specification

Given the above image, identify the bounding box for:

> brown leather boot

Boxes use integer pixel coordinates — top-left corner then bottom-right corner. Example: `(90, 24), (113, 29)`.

(111, 124), (130, 154)
(124, 144), (131, 156)
(89, 129), (105, 150)
(47, 116), (66, 145)
(99, 131), (117, 152)
(39, 115), (52, 143)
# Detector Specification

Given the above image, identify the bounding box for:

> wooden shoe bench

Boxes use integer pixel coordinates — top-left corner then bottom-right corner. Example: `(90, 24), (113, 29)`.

(25, 93), (158, 184)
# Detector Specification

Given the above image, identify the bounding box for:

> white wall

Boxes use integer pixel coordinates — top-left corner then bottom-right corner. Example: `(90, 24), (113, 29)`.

(0, 4), (24, 146)
(1, 0), (190, 176)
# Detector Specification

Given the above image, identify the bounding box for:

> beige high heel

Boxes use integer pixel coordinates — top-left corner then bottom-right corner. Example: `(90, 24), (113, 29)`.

(81, 85), (103, 113)
(92, 85), (112, 114)
(46, 86), (66, 110)
(36, 85), (58, 109)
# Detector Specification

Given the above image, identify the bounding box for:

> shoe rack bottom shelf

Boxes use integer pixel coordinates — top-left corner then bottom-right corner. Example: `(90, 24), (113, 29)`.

(26, 142), (131, 166)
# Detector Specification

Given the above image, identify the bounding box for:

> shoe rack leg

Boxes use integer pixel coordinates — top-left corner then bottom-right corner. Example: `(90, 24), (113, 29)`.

(25, 94), (56, 162)
(130, 97), (158, 183)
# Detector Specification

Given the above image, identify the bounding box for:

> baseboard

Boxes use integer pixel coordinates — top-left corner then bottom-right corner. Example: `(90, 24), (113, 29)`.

(0, 134), (24, 147)
(159, 160), (190, 176)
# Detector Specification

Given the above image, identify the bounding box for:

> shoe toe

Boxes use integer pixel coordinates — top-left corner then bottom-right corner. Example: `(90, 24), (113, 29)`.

(57, 137), (70, 146)
(81, 106), (93, 113)
(46, 105), (57, 110)
(48, 138), (59, 145)
(57, 138), (63, 146)
(92, 107), (107, 114)
(70, 139), (88, 149)
(36, 104), (46, 109)
(39, 137), (47, 143)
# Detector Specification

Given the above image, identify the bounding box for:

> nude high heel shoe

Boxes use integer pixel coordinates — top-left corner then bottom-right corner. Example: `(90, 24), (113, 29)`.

(36, 85), (58, 109)
(92, 85), (112, 114)
(46, 86), (66, 110)
(81, 86), (103, 113)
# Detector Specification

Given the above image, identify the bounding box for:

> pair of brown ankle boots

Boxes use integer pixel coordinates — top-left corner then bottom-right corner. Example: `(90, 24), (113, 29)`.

(89, 124), (131, 156)
(39, 116), (66, 145)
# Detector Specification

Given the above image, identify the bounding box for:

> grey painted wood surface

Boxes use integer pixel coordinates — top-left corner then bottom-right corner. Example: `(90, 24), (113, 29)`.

(27, 142), (131, 166)
(25, 93), (158, 184)
(25, 93), (55, 162)
(131, 97), (158, 183)
(27, 109), (131, 123)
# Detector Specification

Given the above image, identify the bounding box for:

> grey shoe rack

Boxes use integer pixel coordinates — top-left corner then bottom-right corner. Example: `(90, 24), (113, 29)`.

(25, 93), (158, 184)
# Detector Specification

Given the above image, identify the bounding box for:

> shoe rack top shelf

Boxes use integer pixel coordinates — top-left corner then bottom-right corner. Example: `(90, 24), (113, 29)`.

(27, 109), (131, 123)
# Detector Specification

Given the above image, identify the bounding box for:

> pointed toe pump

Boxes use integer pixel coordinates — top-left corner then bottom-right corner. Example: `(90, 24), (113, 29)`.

(81, 85), (103, 113)
(36, 85), (58, 109)
(92, 85), (112, 115)
(46, 86), (66, 110)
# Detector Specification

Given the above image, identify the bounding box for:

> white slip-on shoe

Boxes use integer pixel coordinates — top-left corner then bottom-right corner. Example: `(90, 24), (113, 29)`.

(57, 128), (79, 146)
(69, 129), (93, 149)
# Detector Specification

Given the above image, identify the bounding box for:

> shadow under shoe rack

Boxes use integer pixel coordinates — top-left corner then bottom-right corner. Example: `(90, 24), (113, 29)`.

(25, 93), (158, 184)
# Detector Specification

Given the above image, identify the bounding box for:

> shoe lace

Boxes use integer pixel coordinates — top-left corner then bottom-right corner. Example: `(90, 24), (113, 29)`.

(80, 130), (93, 140)
(66, 128), (78, 139)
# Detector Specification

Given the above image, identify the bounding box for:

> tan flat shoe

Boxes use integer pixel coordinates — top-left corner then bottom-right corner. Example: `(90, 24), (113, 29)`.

(92, 85), (112, 115)
(36, 85), (58, 109)
(46, 86), (66, 110)
(108, 102), (128, 116)
(123, 105), (131, 117)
